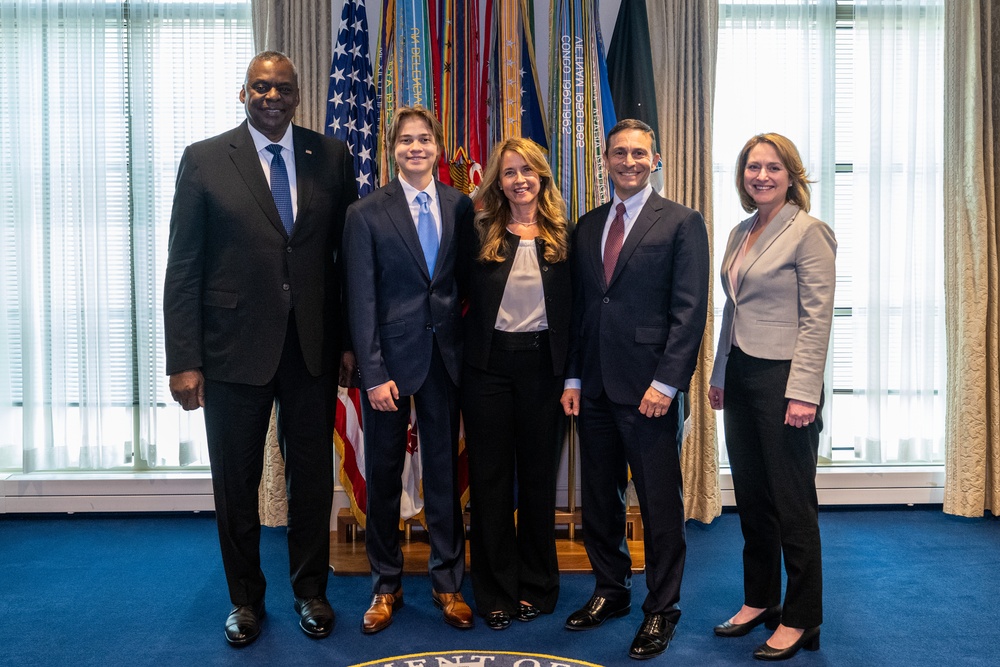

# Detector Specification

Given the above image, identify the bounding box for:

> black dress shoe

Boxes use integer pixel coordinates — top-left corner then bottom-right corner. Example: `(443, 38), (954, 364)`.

(225, 601), (265, 647)
(485, 610), (512, 630)
(629, 613), (676, 660)
(294, 596), (335, 638)
(565, 595), (631, 630)
(714, 605), (782, 637)
(516, 602), (540, 622)
(753, 626), (820, 661)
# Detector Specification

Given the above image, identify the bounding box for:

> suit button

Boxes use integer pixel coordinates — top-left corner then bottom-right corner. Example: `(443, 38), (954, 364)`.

(286, 246), (293, 253)
(542, 266), (549, 272)
(603, 297), (610, 304)
(425, 324), (433, 330)
(282, 283), (290, 291)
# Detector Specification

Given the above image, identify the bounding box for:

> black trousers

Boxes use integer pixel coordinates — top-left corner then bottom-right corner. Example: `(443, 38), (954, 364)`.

(462, 331), (564, 616)
(203, 315), (335, 606)
(578, 390), (686, 622)
(723, 347), (823, 628)
(361, 339), (465, 595)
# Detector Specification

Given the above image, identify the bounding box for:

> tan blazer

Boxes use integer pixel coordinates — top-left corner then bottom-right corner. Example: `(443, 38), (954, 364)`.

(710, 203), (837, 404)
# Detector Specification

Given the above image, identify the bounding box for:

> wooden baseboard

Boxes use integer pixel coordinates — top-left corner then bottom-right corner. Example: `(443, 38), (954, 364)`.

(330, 507), (646, 575)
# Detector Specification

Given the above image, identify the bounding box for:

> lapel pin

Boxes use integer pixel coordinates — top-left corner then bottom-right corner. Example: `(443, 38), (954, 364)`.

(305, 149), (313, 155)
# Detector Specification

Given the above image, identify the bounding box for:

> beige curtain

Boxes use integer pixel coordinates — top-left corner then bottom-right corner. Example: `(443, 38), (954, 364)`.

(943, 1), (1000, 518)
(259, 407), (289, 526)
(251, 0), (334, 526)
(647, 0), (721, 523)
(252, 0), (332, 132)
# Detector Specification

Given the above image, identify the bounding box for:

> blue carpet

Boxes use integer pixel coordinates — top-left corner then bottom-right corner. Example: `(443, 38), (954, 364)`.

(0, 508), (997, 666)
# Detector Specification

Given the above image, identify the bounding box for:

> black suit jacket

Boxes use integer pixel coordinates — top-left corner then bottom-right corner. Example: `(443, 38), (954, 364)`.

(566, 191), (709, 404)
(343, 178), (474, 395)
(461, 230), (572, 375)
(163, 121), (357, 385)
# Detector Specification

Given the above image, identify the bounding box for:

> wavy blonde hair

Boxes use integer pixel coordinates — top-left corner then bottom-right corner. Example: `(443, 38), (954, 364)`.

(735, 133), (814, 213)
(472, 138), (569, 264)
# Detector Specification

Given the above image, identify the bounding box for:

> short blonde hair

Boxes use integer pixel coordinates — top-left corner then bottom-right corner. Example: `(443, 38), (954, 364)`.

(735, 133), (813, 213)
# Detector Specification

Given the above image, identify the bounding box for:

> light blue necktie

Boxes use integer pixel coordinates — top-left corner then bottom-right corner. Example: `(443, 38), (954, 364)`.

(266, 144), (294, 236)
(416, 191), (438, 276)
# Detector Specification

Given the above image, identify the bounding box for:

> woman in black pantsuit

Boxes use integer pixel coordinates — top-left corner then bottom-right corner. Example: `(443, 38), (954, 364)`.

(708, 134), (837, 661)
(460, 137), (571, 631)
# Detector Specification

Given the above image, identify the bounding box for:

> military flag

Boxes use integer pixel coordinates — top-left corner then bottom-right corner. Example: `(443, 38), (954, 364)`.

(376, 0), (438, 184)
(486, 0), (548, 150)
(439, 0), (487, 193)
(548, 0), (617, 220)
(606, 0), (662, 190)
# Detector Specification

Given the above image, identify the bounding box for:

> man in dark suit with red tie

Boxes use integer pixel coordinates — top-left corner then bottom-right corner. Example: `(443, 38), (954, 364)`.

(164, 51), (357, 647)
(343, 106), (475, 634)
(560, 118), (710, 660)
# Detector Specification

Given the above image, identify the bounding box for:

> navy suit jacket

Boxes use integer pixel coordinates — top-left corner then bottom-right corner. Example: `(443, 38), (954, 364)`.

(566, 191), (710, 404)
(163, 121), (357, 385)
(344, 177), (474, 396)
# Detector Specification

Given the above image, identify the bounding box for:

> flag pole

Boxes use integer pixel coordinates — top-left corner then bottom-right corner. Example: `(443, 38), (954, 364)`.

(567, 417), (577, 540)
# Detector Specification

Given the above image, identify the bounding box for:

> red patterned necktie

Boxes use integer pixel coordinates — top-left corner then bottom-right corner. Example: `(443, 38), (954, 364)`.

(604, 202), (627, 286)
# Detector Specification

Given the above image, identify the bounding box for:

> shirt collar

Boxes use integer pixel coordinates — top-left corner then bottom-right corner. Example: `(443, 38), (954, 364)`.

(398, 175), (438, 206)
(247, 122), (294, 154)
(613, 183), (654, 219)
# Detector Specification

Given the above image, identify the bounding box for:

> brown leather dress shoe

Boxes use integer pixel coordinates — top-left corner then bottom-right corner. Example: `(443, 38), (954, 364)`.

(361, 590), (403, 634)
(431, 590), (474, 629)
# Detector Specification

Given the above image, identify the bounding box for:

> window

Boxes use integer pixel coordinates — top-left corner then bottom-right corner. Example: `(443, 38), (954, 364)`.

(713, 0), (945, 465)
(0, 0), (252, 471)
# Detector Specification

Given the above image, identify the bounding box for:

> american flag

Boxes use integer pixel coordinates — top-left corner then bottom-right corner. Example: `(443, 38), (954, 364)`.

(327, 0), (381, 528)
(326, 0), (378, 196)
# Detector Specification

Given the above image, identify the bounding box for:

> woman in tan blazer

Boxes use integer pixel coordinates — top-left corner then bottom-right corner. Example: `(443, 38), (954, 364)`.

(708, 133), (836, 661)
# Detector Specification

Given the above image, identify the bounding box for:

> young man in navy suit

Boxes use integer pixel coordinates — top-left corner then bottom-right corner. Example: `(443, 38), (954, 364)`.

(343, 106), (475, 634)
(164, 52), (358, 646)
(560, 119), (710, 660)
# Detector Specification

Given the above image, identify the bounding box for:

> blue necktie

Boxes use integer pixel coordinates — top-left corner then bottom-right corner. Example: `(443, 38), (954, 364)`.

(416, 192), (438, 277)
(266, 144), (294, 236)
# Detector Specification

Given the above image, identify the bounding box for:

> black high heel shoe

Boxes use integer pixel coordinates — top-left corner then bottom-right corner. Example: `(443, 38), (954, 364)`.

(753, 626), (820, 661)
(516, 603), (540, 622)
(714, 605), (782, 637)
(485, 610), (512, 631)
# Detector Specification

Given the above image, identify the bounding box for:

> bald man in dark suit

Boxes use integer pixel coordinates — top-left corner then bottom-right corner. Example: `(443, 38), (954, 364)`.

(164, 51), (357, 647)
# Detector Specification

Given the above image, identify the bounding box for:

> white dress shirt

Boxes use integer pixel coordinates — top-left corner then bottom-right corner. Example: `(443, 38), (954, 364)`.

(247, 123), (298, 221)
(600, 184), (655, 262)
(398, 175), (442, 239)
